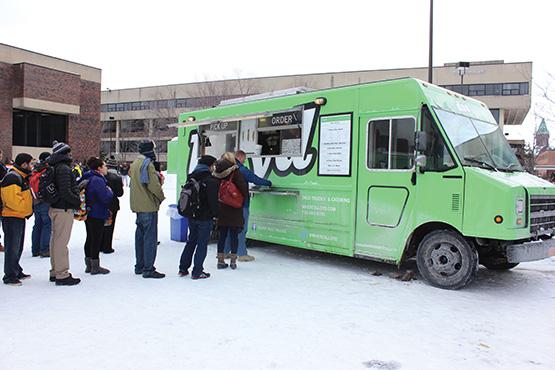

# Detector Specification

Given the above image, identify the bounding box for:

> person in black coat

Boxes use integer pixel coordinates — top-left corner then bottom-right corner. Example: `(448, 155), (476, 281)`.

(178, 155), (220, 279)
(101, 169), (124, 253)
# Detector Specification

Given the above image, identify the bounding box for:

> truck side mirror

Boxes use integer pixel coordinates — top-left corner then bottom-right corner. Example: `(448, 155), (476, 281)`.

(415, 131), (427, 152)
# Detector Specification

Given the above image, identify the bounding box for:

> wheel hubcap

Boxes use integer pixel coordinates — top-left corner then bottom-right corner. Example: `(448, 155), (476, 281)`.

(428, 243), (463, 277)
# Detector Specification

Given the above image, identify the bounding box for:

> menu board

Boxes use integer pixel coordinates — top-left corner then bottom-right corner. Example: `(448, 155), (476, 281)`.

(318, 114), (352, 176)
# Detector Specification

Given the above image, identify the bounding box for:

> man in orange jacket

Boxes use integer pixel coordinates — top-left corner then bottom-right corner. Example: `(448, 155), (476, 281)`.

(1, 153), (33, 286)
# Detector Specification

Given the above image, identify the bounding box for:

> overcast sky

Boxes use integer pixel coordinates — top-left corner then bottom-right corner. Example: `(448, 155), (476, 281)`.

(1, 0), (554, 142)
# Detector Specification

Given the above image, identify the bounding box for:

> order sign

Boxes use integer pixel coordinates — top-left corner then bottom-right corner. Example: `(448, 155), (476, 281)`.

(318, 114), (352, 176)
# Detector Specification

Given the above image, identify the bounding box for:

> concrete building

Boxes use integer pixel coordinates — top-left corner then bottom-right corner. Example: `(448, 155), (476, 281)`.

(100, 60), (532, 166)
(0, 43), (101, 161)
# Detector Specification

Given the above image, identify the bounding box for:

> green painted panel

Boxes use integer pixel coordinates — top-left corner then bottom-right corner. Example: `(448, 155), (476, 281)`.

(367, 187), (408, 227)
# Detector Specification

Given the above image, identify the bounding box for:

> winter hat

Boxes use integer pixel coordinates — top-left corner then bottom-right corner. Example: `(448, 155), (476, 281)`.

(14, 153), (33, 166)
(52, 141), (71, 155)
(39, 152), (51, 162)
(138, 140), (155, 155)
(198, 155), (217, 167)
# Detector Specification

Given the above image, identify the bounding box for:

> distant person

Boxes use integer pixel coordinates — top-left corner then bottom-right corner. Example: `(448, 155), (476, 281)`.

(129, 140), (166, 278)
(101, 167), (124, 254)
(119, 163), (130, 187)
(212, 156), (249, 270)
(30, 152), (52, 258)
(1, 153), (34, 286)
(47, 141), (81, 286)
(224, 150), (272, 262)
(72, 160), (83, 181)
(0, 149), (8, 252)
(80, 157), (114, 275)
(178, 155), (219, 279)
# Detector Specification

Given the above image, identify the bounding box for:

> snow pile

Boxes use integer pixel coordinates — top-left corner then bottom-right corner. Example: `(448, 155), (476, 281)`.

(0, 174), (554, 370)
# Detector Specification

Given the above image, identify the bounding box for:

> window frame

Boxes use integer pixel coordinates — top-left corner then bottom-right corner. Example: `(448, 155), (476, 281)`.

(365, 115), (416, 172)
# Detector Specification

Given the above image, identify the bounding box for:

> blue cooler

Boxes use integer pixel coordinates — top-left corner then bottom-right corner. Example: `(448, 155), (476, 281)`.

(169, 204), (188, 242)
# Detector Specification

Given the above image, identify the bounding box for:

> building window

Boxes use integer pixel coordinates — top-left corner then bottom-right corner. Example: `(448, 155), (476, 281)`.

(503, 83), (521, 95)
(155, 141), (168, 153)
(12, 109), (67, 147)
(100, 140), (115, 155)
(489, 109), (500, 124)
(468, 84), (486, 96)
(101, 121), (116, 133)
(442, 82), (529, 97)
(120, 140), (140, 153)
(120, 119), (145, 133)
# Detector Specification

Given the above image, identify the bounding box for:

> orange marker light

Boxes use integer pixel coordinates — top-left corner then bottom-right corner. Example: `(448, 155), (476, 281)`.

(494, 215), (503, 224)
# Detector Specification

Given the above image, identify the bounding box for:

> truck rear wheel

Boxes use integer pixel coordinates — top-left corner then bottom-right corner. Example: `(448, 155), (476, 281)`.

(416, 230), (478, 290)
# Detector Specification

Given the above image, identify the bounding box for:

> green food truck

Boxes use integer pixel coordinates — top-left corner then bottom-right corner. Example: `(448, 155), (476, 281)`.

(168, 78), (555, 289)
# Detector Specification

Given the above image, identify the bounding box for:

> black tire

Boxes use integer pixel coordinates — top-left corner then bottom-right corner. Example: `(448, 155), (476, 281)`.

(416, 229), (479, 290)
(481, 259), (519, 270)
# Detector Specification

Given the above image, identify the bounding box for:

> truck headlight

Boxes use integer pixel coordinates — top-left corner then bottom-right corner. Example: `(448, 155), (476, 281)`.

(515, 198), (525, 225)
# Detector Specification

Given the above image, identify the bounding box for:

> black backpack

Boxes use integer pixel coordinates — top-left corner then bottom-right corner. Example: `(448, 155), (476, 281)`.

(38, 166), (59, 204)
(178, 177), (205, 217)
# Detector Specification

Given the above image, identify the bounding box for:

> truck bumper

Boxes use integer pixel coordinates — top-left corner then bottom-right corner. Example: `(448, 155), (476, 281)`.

(506, 238), (555, 263)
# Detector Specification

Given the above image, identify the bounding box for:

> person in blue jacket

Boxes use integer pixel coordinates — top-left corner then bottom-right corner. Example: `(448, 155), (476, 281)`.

(81, 157), (114, 275)
(224, 150), (272, 262)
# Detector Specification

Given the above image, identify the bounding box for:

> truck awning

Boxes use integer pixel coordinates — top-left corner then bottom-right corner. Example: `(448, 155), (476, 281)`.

(169, 107), (303, 128)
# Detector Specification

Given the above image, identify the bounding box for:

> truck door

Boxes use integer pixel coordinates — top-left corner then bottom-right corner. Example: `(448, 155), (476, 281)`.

(355, 114), (417, 261)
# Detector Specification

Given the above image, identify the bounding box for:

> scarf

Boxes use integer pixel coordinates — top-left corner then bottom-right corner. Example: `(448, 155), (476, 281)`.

(140, 153), (156, 185)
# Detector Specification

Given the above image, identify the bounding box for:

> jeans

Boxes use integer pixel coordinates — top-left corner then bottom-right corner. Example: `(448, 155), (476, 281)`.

(224, 207), (249, 256)
(134, 212), (158, 274)
(31, 202), (52, 255)
(179, 219), (213, 276)
(2, 217), (25, 283)
(217, 226), (240, 254)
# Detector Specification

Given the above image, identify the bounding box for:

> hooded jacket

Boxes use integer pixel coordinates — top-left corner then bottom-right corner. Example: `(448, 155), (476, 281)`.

(0, 165), (33, 219)
(212, 161), (249, 228)
(81, 170), (114, 220)
(47, 153), (81, 210)
(188, 164), (220, 221)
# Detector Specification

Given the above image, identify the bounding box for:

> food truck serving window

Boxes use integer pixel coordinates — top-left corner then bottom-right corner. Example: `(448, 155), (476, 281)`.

(200, 121), (238, 158)
(255, 111), (302, 156)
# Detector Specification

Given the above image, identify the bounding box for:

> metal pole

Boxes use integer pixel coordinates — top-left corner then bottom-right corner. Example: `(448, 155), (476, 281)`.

(428, 0), (433, 83)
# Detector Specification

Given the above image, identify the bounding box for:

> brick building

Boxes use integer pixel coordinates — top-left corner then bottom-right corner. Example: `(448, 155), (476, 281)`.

(0, 43), (101, 161)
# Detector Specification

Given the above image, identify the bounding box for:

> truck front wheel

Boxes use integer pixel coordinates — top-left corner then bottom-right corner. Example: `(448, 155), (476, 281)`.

(416, 230), (479, 290)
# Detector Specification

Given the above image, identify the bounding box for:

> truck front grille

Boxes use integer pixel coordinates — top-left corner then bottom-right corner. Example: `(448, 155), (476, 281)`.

(530, 195), (555, 236)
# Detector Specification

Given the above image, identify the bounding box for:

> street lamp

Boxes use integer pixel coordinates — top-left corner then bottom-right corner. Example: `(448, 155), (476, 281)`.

(457, 61), (470, 86)
(108, 116), (115, 157)
(428, 0), (433, 83)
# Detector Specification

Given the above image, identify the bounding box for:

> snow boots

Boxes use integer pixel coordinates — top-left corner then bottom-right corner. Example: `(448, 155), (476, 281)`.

(217, 253), (228, 269)
(230, 254), (237, 270)
(90, 259), (110, 275)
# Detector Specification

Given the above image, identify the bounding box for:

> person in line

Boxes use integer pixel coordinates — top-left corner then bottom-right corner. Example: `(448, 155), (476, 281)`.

(212, 155), (249, 270)
(129, 140), (166, 279)
(101, 166), (124, 254)
(224, 150), (272, 262)
(47, 141), (81, 286)
(178, 155), (219, 280)
(30, 152), (52, 258)
(1, 153), (34, 286)
(72, 160), (83, 181)
(0, 149), (8, 252)
(81, 157), (114, 275)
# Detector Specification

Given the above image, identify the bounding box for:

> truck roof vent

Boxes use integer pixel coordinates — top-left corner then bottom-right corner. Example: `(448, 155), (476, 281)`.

(451, 194), (461, 212)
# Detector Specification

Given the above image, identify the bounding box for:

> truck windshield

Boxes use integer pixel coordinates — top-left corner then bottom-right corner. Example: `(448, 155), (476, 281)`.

(434, 108), (523, 172)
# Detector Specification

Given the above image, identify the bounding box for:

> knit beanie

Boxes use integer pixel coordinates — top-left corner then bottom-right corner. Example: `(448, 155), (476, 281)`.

(52, 141), (71, 155)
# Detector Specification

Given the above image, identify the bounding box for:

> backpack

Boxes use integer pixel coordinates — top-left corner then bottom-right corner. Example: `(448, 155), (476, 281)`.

(73, 179), (90, 221)
(178, 177), (202, 217)
(38, 166), (59, 204)
(218, 172), (244, 209)
(29, 168), (46, 198)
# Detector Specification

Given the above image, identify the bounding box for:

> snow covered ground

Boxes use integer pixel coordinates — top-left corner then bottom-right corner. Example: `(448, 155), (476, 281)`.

(1, 174), (554, 370)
